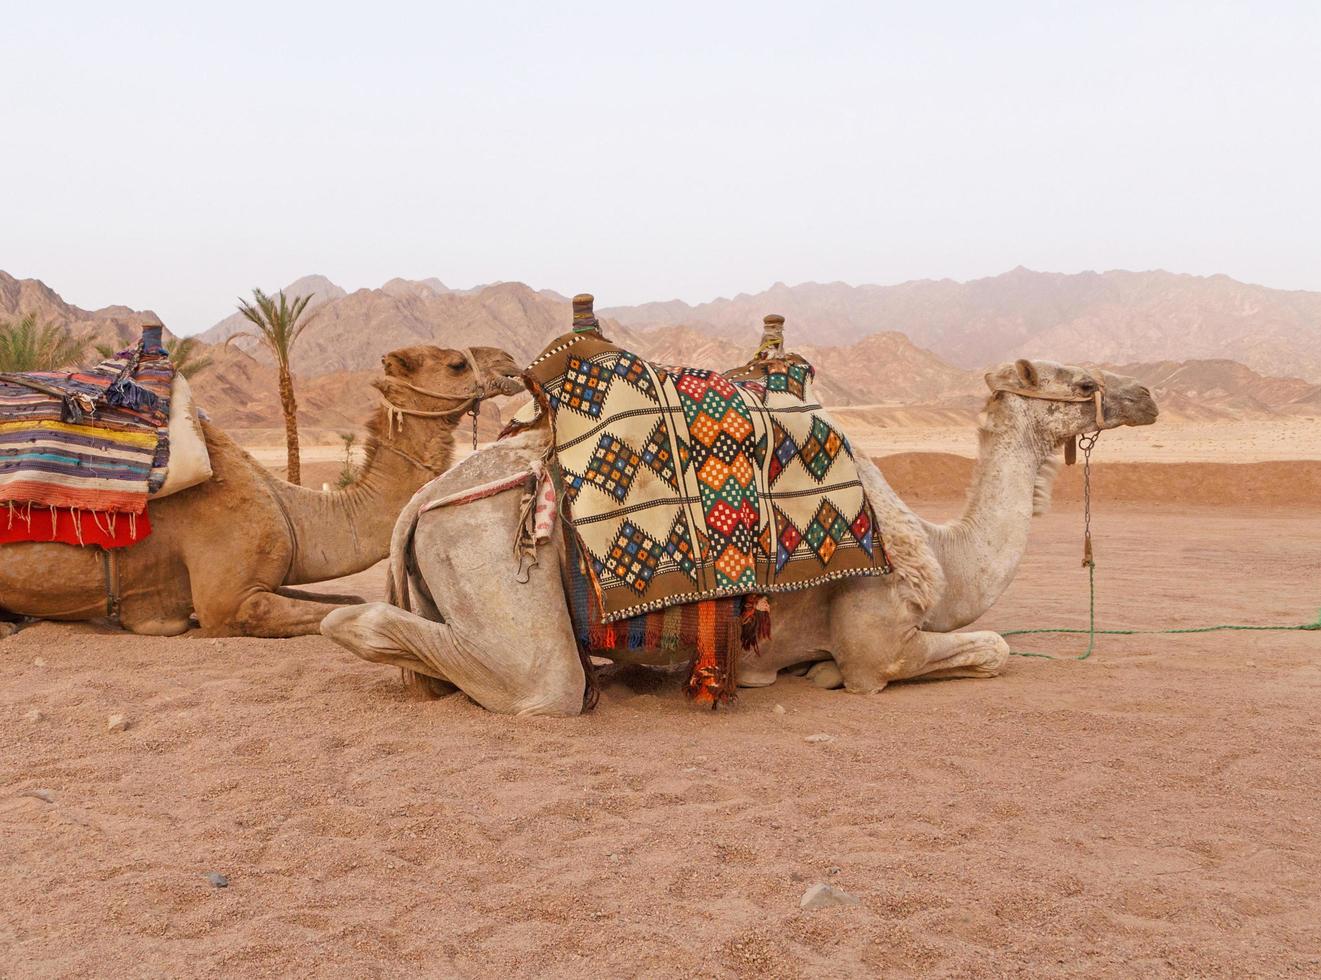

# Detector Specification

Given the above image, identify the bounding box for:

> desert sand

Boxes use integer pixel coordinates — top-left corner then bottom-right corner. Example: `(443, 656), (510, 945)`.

(3, 432), (1320, 978)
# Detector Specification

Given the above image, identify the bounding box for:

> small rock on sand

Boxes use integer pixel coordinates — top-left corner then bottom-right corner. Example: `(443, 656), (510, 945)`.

(33, 657), (46, 667)
(21, 788), (55, 804)
(773, 704), (786, 715)
(25, 709), (45, 722)
(107, 714), (131, 733)
(800, 883), (860, 910)
(804, 733), (833, 744)
(206, 872), (229, 888)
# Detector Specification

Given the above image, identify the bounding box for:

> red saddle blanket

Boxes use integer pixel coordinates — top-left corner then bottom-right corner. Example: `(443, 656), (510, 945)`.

(0, 503), (151, 549)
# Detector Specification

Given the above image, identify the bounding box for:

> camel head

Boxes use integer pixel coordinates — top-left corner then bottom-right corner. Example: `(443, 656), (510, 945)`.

(367, 345), (524, 469)
(378, 344), (522, 399)
(983, 358), (1159, 455)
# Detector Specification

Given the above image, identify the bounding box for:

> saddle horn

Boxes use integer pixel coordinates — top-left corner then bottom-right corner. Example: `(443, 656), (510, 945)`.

(572, 293), (602, 336)
(756, 314), (786, 359)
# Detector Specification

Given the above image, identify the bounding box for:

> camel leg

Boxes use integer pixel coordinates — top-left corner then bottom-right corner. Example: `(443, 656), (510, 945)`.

(890, 629), (1011, 682)
(832, 626), (1009, 693)
(321, 602), (585, 717)
(277, 586), (367, 605)
(219, 589), (339, 638)
(828, 579), (1009, 693)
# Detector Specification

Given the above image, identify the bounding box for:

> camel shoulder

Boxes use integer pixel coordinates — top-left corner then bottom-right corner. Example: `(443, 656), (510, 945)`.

(855, 457), (945, 617)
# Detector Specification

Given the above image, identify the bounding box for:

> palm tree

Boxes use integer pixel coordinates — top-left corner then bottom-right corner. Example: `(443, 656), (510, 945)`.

(94, 335), (215, 379)
(0, 314), (90, 373)
(233, 288), (315, 485)
(165, 336), (214, 379)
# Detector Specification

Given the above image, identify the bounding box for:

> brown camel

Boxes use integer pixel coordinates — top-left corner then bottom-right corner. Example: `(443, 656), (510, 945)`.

(0, 345), (521, 638)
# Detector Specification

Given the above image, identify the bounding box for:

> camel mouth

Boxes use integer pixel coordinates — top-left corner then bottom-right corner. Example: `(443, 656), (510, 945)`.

(1129, 392), (1160, 427)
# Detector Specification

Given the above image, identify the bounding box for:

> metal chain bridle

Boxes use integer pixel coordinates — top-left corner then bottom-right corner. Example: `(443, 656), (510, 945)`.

(1079, 431), (1099, 568)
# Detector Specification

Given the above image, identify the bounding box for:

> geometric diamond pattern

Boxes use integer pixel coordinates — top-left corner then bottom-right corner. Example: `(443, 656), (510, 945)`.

(804, 499), (849, 565)
(799, 416), (845, 483)
(529, 330), (890, 623)
(583, 434), (642, 503)
(672, 366), (760, 589)
(612, 351), (659, 402)
(850, 508), (874, 558)
(774, 506), (804, 573)
(640, 417), (679, 490)
(604, 521), (666, 595)
(768, 419), (797, 486)
(765, 360), (811, 399)
(665, 513), (698, 582)
(556, 354), (612, 418)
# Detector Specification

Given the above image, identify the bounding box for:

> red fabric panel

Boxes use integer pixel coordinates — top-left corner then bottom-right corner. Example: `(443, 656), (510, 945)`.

(0, 505), (152, 549)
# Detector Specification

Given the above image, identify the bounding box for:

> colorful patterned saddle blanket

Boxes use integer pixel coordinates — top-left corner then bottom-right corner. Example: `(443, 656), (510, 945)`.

(525, 331), (891, 625)
(0, 331), (175, 517)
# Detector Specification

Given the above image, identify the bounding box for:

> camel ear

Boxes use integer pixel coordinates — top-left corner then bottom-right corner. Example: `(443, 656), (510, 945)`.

(1014, 359), (1039, 387)
(382, 350), (419, 377)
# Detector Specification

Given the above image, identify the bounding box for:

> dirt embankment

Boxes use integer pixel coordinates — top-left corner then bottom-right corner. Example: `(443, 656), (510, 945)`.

(876, 453), (1321, 510)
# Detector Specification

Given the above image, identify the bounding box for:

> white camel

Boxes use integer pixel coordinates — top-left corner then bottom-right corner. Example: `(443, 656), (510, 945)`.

(321, 358), (1158, 715)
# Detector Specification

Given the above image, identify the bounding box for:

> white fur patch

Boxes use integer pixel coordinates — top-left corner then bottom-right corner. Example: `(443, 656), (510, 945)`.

(854, 458), (945, 617)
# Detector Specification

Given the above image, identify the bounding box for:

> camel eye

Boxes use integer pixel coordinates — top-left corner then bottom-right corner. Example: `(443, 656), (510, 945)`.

(1078, 378), (1098, 394)
(447, 358), (468, 372)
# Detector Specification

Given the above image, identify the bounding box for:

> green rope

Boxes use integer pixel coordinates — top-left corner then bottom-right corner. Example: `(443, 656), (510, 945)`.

(1003, 563), (1321, 661)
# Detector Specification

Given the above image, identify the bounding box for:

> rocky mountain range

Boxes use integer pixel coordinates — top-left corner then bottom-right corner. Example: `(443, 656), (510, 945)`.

(603, 268), (1321, 384)
(4, 269), (1319, 434)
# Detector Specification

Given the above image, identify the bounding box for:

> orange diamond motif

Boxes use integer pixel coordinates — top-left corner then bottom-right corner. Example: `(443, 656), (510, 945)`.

(817, 536), (838, 563)
(715, 546), (753, 581)
(698, 457), (731, 491)
(689, 412), (722, 446)
(720, 407), (754, 441)
(729, 454), (754, 487)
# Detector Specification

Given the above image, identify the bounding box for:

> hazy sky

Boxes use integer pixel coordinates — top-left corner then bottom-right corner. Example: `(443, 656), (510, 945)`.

(3, 2), (1318, 334)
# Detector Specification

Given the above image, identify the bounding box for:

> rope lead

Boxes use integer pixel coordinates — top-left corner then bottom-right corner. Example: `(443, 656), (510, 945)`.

(1004, 429), (1320, 658)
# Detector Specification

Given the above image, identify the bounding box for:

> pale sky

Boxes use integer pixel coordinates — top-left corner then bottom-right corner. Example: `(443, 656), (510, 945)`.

(2, 1), (1318, 335)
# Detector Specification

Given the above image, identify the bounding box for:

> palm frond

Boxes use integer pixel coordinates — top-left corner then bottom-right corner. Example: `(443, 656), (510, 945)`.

(0, 314), (91, 373)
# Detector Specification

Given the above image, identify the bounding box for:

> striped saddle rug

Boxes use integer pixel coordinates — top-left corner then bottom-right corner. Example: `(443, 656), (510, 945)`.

(0, 329), (175, 525)
(521, 330), (891, 701)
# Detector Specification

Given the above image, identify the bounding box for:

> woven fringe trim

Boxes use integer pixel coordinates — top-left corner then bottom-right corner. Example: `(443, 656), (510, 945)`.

(598, 563), (890, 625)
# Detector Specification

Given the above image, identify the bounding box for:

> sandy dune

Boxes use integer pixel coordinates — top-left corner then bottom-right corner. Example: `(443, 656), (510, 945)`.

(3, 472), (1320, 976)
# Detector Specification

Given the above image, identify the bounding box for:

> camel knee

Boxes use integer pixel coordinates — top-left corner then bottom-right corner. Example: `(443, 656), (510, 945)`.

(230, 591), (282, 635)
(321, 603), (396, 663)
(976, 633), (1011, 676)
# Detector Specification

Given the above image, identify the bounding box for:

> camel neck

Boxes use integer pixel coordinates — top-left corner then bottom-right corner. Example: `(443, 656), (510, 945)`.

(921, 415), (1049, 631)
(275, 415), (454, 585)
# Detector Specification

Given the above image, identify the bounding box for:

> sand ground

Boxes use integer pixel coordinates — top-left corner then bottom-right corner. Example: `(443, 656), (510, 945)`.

(3, 471), (1320, 976)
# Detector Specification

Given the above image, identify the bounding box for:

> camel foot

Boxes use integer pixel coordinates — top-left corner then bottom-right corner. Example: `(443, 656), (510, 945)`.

(807, 661), (845, 689)
(917, 633), (1011, 680)
(400, 668), (458, 699)
(0, 622), (18, 640)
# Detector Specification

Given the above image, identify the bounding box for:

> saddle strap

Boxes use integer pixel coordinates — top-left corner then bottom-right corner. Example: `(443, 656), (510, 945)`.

(100, 547), (122, 627)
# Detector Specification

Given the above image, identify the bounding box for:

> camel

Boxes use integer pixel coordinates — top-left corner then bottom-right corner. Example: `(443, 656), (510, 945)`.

(321, 357), (1158, 715)
(0, 345), (522, 638)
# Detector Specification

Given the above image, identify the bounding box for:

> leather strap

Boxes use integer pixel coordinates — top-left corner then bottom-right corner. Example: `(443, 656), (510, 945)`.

(100, 548), (122, 626)
(991, 379), (1106, 430)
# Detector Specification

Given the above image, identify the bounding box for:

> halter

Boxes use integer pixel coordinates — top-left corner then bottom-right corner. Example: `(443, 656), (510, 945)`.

(991, 374), (1106, 466)
(378, 347), (488, 450)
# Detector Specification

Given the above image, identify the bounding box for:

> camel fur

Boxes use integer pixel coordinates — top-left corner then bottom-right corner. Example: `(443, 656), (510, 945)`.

(0, 345), (521, 638)
(321, 358), (1158, 713)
